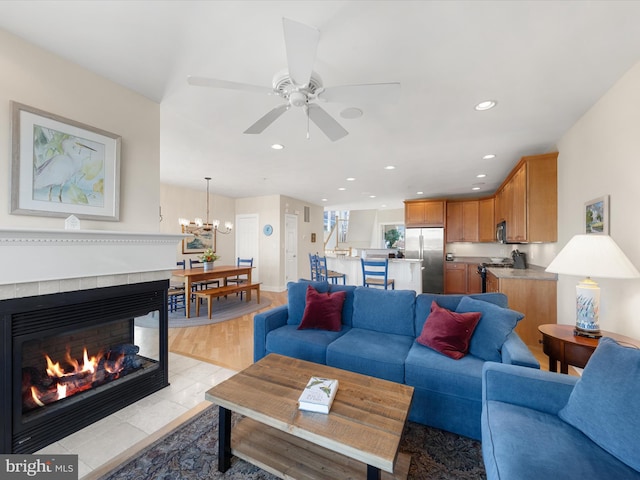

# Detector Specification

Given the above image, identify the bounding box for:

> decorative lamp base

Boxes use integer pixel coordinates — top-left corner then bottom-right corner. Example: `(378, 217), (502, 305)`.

(575, 277), (600, 336)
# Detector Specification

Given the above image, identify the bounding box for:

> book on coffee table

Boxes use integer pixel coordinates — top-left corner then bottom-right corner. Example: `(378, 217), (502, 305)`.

(298, 376), (339, 414)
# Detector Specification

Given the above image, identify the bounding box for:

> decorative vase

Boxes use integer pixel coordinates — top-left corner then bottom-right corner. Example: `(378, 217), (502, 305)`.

(203, 261), (214, 272)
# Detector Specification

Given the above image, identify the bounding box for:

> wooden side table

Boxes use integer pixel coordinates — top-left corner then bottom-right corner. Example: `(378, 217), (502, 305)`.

(538, 324), (640, 374)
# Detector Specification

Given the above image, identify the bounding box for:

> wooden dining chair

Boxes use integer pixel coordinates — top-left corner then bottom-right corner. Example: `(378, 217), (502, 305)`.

(361, 258), (395, 290)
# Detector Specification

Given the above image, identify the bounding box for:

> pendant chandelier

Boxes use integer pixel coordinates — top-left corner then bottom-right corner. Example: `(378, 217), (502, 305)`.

(178, 177), (233, 234)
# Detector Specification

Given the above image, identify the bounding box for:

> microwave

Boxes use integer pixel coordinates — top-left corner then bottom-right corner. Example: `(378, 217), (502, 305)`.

(496, 221), (507, 244)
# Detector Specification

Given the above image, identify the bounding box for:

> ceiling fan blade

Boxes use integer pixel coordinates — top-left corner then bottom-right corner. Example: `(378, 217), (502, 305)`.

(307, 104), (348, 142)
(187, 76), (272, 95)
(282, 17), (319, 87)
(244, 104), (290, 134)
(318, 82), (401, 104)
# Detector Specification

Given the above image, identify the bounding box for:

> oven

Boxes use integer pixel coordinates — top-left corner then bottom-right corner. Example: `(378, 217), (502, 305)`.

(477, 261), (515, 293)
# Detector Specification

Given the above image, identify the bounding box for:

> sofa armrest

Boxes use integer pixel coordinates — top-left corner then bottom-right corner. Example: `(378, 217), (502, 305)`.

(253, 305), (289, 362)
(483, 362), (578, 415)
(500, 331), (540, 368)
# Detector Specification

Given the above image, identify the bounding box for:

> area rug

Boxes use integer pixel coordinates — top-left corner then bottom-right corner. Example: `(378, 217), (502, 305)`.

(136, 297), (272, 328)
(97, 405), (486, 480)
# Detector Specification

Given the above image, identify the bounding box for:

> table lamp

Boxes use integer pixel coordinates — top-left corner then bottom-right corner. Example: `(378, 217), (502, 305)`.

(545, 234), (640, 337)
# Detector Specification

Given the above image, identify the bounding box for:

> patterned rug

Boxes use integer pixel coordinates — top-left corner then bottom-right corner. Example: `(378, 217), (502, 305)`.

(97, 405), (486, 480)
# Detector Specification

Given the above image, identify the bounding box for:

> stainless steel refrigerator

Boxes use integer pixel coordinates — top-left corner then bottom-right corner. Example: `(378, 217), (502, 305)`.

(404, 228), (444, 293)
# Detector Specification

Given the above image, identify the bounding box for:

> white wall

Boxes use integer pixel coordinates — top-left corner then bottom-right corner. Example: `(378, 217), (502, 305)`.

(549, 60), (640, 339)
(0, 28), (160, 232)
(159, 183), (235, 263)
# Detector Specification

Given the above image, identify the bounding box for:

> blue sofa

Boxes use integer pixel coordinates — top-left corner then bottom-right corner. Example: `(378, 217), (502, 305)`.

(254, 280), (539, 440)
(482, 338), (640, 479)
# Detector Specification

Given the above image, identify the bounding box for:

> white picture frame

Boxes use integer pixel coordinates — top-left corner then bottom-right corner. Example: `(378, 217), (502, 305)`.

(11, 101), (121, 221)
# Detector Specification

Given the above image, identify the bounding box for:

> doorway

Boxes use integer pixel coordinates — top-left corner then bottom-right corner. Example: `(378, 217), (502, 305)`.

(235, 214), (259, 282)
(285, 214), (298, 284)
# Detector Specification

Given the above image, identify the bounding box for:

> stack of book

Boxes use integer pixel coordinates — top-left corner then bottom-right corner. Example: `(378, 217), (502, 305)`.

(297, 376), (339, 414)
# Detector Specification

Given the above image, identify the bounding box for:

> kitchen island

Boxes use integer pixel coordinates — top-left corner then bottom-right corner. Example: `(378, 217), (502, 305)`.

(325, 256), (423, 291)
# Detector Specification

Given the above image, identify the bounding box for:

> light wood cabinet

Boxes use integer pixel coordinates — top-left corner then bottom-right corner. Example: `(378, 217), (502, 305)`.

(478, 197), (495, 242)
(446, 201), (479, 242)
(497, 152), (558, 243)
(485, 271), (499, 293)
(404, 200), (445, 227)
(444, 262), (467, 294)
(494, 277), (557, 347)
(444, 262), (482, 294)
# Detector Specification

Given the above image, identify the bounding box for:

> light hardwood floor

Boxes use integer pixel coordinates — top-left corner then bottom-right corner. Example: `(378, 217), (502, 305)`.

(168, 289), (558, 373)
(168, 290), (287, 371)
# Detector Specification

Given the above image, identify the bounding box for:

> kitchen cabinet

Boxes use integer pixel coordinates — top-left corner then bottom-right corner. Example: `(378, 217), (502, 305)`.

(478, 197), (495, 242)
(444, 262), (482, 294)
(404, 200), (445, 227)
(497, 152), (557, 243)
(446, 201), (479, 242)
(487, 273), (557, 347)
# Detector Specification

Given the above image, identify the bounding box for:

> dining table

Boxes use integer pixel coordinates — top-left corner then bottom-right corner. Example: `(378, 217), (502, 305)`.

(171, 265), (253, 318)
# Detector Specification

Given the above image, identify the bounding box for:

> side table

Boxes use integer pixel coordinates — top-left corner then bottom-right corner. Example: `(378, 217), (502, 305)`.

(538, 324), (640, 374)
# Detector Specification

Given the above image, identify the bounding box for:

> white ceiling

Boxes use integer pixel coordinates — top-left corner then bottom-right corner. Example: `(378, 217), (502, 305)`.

(2, 1), (640, 211)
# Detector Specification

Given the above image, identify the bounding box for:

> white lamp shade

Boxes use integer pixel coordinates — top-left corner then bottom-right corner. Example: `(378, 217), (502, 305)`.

(545, 234), (640, 279)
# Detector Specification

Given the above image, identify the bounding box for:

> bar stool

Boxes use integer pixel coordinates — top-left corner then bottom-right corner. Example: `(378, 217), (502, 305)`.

(317, 255), (346, 284)
(361, 258), (395, 290)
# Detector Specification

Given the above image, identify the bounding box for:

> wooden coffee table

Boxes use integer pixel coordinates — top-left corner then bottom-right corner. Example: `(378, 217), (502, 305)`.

(205, 353), (414, 480)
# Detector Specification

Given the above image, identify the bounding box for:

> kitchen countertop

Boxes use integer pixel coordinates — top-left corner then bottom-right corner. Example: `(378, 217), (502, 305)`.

(487, 264), (557, 281)
(446, 256), (557, 281)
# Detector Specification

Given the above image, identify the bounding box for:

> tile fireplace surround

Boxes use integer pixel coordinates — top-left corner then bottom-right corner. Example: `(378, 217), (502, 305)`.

(0, 227), (185, 298)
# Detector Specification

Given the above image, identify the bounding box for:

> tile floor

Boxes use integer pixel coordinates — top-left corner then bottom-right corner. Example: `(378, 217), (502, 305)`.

(35, 352), (237, 479)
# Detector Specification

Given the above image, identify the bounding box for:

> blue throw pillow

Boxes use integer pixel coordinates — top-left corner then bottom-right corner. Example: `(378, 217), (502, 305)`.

(455, 296), (524, 362)
(559, 337), (640, 472)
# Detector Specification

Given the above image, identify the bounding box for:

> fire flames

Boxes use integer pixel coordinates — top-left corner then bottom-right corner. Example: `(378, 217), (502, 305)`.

(24, 346), (127, 411)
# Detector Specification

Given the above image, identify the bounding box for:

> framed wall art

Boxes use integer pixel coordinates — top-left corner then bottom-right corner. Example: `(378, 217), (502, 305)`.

(584, 195), (609, 234)
(11, 101), (121, 220)
(181, 223), (215, 254)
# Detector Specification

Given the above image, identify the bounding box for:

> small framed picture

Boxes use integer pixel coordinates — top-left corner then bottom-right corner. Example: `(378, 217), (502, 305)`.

(584, 195), (609, 234)
(181, 224), (215, 254)
(11, 101), (121, 220)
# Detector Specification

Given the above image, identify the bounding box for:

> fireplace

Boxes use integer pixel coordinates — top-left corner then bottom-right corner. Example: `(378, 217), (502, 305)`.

(1, 280), (169, 454)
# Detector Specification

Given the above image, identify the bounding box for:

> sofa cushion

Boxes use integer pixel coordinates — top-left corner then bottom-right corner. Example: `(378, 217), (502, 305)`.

(405, 342), (484, 399)
(352, 287), (416, 336)
(266, 324), (351, 365)
(483, 400), (639, 480)
(559, 337), (640, 473)
(326, 328), (414, 383)
(416, 301), (481, 359)
(286, 280), (329, 325)
(456, 296), (524, 362)
(298, 285), (346, 331)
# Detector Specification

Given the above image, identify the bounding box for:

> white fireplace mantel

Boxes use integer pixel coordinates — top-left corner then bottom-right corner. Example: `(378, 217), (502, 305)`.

(0, 228), (186, 298)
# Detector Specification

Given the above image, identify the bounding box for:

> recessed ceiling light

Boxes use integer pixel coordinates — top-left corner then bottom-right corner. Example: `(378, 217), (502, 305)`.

(483, 154), (496, 160)
(381, 204), (387, 208)
(271, 143), (284, 150)
(472, 187), (481, 191)
(340, 107), (363, 119)
(369, 195), (376, 199)
(338, 187), (346, 191)
(475, 100), (497, 111)
(346, 177), (356, 182)
(477, 173), (487, 178)
(416, 191), (424, 195)
(321, 198), (328, 202)
(384, 165), (395, 170)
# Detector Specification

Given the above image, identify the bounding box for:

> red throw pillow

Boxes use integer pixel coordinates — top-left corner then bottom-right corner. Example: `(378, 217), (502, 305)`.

(417, 301), (481, 359)
(298, 285), (346, 332)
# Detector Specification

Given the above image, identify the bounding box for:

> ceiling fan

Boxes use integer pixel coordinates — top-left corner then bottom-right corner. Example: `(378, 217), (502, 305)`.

(187, 17), (400, 142)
